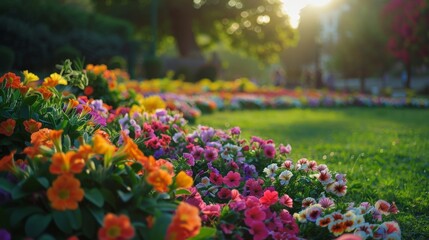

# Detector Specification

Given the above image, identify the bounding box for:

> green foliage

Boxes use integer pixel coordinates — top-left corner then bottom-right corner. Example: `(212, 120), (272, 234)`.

(0, 0), (133, 71)
(197, 108), (429, 239)
(194, 64), (218, 82)
(108, 56), (127, 70)
(143, 57), (163, 79)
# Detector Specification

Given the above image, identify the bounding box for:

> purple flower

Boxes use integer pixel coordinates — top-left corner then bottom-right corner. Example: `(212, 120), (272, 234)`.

(243, 164), (257, 179)
(230, 126), (241, 135)
(0, 229), (11, 240)
(183, 153), (195, 166)
(154, 149), (164, 159)
(191, 146), (204, 160)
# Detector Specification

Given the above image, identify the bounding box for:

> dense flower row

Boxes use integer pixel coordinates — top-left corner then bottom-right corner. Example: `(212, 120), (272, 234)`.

(0, 63), (401, 239)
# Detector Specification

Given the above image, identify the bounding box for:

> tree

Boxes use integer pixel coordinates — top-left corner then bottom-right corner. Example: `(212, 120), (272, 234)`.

(93, 0), (296, 62)
(330, 0), (391, 92)
(383, 0), (429, 89)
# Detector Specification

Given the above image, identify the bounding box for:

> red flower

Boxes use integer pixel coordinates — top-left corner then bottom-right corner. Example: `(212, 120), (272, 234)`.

(0, 119), (16, 136)
(259, 190), (279, 207)
(0, 72), (21, 89)
(98, 213), (135, 240)
(244, 207), (266, 226)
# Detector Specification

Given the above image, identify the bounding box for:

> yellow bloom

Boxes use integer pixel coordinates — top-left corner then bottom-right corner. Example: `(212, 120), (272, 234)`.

(175, 171), (193, 188)
(129, 105), (143, 117)
(50, 73), (68, 85)
(23, 70), (39, 83)
(141, 95), (166, 114)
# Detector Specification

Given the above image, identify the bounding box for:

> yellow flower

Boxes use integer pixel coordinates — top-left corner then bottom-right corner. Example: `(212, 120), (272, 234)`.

(175, 171), (193, 188)
(129, 105), (143, 117)
(44, 73), (67, 87)
(141, 95), (166, 114)
(23, 70), (39, 84)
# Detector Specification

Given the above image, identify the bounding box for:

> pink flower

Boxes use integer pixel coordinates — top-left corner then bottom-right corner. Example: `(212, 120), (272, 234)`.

(302, 197), (316, 208)
(245, 196), (261, 208)
(220, 223), (235, 234)
(319, 197), (335, 209)
(204, 146), (218, 161)
(308, 160), (318, 171)
(244, 207), (266, 226)
(248, 221), (269, 240)
(328, 181), (347, 197)
(305, 204), (323, 222)
(282, 159), (294, 169)
(259, 190), (278, 207)
(336, 234), (362, 240)
(318, 170), (333, 185)
(263, 144), (276, 159)
(223, 171), (241, 188)
(217, 188), (231, 199)
(279, 144), (292, 154)
(230, 126), (241, 135)
(231, 189), (241, 201)
(279, 194), (293, 208)
(209, 172), (223, 186)
(202, 204), (221, 217)
(375, 200), (391, 215)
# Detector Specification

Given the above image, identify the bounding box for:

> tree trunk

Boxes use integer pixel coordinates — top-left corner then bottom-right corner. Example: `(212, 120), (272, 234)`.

(168, 5), (201, 58)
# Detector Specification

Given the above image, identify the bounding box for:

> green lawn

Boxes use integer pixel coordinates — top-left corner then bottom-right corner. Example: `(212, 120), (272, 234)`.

(196, 108), (429, 239)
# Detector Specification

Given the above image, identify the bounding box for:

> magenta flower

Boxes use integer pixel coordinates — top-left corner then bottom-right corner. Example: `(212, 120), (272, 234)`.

(223, 171), (241, 188)
(279, 143), (292, 154)
(282, 159), (294, 169)
(202, 204), (221, 217)
(204, 146), (218, 161)
(259, 190), (279, 207)
(263, 144), (276, 159)
(245, 196), (261, 208)
(375, 200), (391, 215)
(244, 207), (266, 226)
(319, 197), (335, 209)
(209, 172), (223, 186)
(305, 204), (323, 222)
(230, 126), (241, 135)
(220, 223), (235, 234)
(217, 188), (232, 199)
(248, 221), (269, 240)
(183, 153), (195, 166)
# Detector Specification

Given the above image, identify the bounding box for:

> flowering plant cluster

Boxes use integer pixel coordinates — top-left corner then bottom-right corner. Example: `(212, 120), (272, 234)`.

(0, 62), (401, 239)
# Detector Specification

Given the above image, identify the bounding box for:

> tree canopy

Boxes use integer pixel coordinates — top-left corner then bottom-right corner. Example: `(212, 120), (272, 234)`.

(93, 0), (296, 62)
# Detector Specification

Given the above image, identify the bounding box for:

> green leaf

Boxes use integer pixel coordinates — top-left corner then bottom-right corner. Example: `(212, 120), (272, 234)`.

(25, 214), (52, 238)
(147, 213), (172, 240)
(0, 178), (14, 193)
(63, 134), (71, 151)
(175, 189), (191, 195)
(37, 177), (50, 189)
(188, 227), (217, 240)
(38, 234), (56, 240)
(81, 207), (97, 238)
(100, 188), (116, 208)
(23, 94), (39, 106)
(85, 188), (104, 207)
(10, 207), (44, 227)
(117, 190), (133, 202)
(11, 183), (29, 200)
(53, 211), (72, 234)
(66, 209), (82, 230)
(87, 206), (104, 225)
(130, 162), (143, 173)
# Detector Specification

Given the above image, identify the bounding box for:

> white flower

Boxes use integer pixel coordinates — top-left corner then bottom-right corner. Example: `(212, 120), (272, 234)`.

(263, 163), (278, 177)
(278, 170), (293, 185)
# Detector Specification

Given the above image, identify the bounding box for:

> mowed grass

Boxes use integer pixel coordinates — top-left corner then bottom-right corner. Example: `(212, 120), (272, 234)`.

(196, 108), (429, 239)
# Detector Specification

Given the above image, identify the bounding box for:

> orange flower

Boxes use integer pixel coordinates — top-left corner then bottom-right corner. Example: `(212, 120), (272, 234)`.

(117, 132), (145, 160)
(49, 151), (85, 175)
(38, 86), (53, 99)
(47, 174), (84, 211)
(146, 169), (172, 193)
(0, 119), (16, 136)
(0, 151), (15, 172)
(166, 202), (201, 240)
(98, 213), (135, 240)
(43, 73), (67, 87)
(175, 171), (193, 188)
(92, 133), (115, 155)
(23, 119), (42, 133)
(19, 84), (29, 95)
(49, 129), (63, 152)
(75, 144), (93, 161)
(30, 128), (53, 147)
(137, 155), (157, 173)
(155, 159), (174, 175)
(0, 72), (21, 88)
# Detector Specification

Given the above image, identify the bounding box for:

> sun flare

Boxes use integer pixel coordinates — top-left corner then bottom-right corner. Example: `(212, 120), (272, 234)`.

(281, 0), (332, 28)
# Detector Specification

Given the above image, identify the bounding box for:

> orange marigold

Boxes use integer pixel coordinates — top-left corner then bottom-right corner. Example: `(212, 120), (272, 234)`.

(23, 119), (42, 133)
(175, 171), (194, 188)
(0, 119), (16, 136)
(92, 133), (115, 155)
(98, 213), (135, 240)
(0, 151), (15, 172)
(146, 169), (172, 193)
(47, 174), (84, 211)
(38, 86), (53, 99)
(0, 72), (21, 88)
(49, 151), (85, 175)
(166, 202), (201, 240)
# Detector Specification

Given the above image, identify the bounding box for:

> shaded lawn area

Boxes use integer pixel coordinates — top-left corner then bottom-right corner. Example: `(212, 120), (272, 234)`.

(196, 108), (429, 240)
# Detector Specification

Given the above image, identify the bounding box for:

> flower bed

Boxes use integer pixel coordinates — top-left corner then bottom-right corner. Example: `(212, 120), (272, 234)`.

(0, 62), (402, 239)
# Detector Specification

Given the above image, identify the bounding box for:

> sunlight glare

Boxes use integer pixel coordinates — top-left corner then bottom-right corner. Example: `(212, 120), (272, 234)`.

(281, 0), (332, 28)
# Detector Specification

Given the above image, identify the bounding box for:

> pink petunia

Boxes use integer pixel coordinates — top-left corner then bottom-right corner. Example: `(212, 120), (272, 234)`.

(244, 207), (266, 226)
(204, 146), (218, 161)
(279, 143), (292, 154)
(263, 144), (276, 159)
(248, 221), (269, 240)
(217, 188), (232, 199)
(259, 190), (279, 207)
(202, 204), (221, 218)
(223, 171), (241, 188)
(209, 172), (223, 186)
(279, 194), (293, 208)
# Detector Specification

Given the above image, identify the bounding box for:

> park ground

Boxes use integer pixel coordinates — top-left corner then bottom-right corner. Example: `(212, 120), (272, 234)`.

(197, 108), (429, 240)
